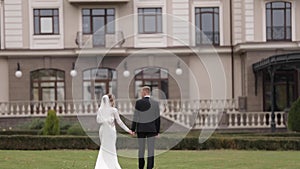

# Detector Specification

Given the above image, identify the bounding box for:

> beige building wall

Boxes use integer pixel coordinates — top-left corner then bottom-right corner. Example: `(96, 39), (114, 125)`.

(0, 58), (9, 102)
(9, 57), (77, 101)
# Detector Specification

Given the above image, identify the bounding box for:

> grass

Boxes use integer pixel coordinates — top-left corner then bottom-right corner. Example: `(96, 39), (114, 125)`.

(0, 150), (300, 169)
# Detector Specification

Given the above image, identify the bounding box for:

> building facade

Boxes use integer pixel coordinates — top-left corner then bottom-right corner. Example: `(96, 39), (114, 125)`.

(0, 0), (299, 116)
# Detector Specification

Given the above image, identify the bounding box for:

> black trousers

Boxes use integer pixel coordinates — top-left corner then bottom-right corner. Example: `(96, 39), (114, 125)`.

(137, 132), (156, 169)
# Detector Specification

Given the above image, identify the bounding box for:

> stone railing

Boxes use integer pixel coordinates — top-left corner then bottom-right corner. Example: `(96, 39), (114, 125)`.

(0, 99), (287, 129)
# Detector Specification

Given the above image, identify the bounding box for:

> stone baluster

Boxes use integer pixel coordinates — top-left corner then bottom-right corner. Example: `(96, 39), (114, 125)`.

(73, 104), (77, 115)
(67, 103), (71, 115)
(263, 113), (267, 127)
(84, 103), (88, 114)
(228, 112), (233, 127)
(251, 113), (255, 127)
(27, 104), (31, 115)
(186, 102), (191, 126)
(22, 105), (25, 115)
(61, 103), (66, 115)
(33, 104), (37, 115)
(170, 100), (175, 118)
(78, 104), (83, 115)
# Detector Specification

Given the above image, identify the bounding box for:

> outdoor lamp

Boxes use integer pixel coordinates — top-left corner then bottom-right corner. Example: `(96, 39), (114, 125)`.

(70, 62), (77, 77)
(15, 62), (22, 78)
(175, 61), (183, 75)
(123, 61), (130, 77)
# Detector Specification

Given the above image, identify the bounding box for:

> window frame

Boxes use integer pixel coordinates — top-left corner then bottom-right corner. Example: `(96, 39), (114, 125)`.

(82, 8), (115, 35)
(33, 9), (59, 35)
(82, 68), (117, 101)
(266, 1), (292, 41)
(30, 69), (65, 102)
(134, 67), (169, 99)
(138, 8), (163, 34)
(195, 7), (220, 46)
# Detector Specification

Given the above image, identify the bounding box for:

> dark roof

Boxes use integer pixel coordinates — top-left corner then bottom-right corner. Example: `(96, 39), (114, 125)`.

(253, 53), (300, 73)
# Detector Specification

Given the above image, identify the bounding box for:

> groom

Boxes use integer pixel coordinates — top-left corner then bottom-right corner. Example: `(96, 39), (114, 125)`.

(131, 86), (160, 169)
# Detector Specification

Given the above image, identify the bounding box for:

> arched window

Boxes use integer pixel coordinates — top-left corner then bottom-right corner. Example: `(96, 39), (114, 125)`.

(135, 67), (168, 99)
(31, 69), (65, 102)
(266, 1), (291, 41)
(83, 68), (117, 101)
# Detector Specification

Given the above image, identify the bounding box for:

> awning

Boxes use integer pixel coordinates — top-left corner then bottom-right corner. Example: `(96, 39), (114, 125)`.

(253, 53), (300, 73)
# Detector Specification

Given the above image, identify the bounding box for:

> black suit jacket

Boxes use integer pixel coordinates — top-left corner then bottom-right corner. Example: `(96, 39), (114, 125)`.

(131, 97), (160, 135)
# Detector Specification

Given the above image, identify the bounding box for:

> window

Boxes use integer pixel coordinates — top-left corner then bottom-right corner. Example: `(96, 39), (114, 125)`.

(83, 68), (117, 101)
(263, 70), (297, 111)
(135, 67), (168, 99)
(34, 9), (59, 35)
(82, 8), (115, 34)
(195, 7), (219, 45)
(138, 8), (162, 34)
(31, 69), (65, 102)
(82, 8), (115, 46)
(266, 2), (291, 41)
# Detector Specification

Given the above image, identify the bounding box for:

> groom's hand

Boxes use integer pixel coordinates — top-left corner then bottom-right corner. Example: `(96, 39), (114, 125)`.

(131, 131), (136, 136)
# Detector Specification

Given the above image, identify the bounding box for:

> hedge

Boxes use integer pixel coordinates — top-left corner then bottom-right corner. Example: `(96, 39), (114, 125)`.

(0, 135), (300, 150)
(288, 98), (300, 132)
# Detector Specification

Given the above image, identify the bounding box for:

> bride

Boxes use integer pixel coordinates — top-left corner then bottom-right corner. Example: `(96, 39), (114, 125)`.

(94, 94), (133, 169)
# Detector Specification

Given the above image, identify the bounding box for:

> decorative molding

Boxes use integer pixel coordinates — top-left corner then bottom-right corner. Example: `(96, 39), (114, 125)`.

(245, 0), (254, 41)
(4, 0), (23, 48)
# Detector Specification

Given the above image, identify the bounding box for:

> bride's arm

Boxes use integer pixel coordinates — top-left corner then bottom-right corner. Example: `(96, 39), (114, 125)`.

(113, 109), (131, 133)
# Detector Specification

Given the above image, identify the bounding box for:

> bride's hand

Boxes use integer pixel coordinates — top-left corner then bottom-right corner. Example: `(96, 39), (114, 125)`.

(129, 130), (134, 135)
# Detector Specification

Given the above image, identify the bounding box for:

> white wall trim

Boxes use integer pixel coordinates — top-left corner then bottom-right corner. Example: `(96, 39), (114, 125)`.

(191, 0), (224, 46)
(0, 1), (5, 49)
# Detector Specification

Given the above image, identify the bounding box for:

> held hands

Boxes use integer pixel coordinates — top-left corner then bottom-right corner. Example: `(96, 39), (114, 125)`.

(128, 130), (135, 136)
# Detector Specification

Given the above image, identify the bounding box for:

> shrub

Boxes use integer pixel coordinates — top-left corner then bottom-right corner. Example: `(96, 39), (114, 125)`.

(67, 123), (86, 136)
(59, 120), (72, 130)
(288, 98), (300, 132)
(29, 118), (45, 130)
(42, 110), (60, 135)
(0, 135), (300, 150)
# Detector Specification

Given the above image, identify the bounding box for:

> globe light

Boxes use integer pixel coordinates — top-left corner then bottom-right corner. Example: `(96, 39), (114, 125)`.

(15, 62), (22, 78)
(70, 62), (77, 77)
(15, 70), (22, 78)
(123, 70), (130, 77)
(175, 68), (183, 75)
(70, 69), (77, 77)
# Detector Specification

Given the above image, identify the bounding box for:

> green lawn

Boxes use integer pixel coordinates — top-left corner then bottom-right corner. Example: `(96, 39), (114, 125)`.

(0, 150), (300, 169)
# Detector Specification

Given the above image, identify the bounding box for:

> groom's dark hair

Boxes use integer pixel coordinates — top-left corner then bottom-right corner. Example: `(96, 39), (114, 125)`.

(142, 86), (151, 94)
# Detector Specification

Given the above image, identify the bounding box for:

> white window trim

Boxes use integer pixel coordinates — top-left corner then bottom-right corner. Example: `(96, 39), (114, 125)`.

(134, 0), (167, 47)
(28, 0), (64, 49)
(261, 0), (295, 42)
(191, 0), (224, 46)
(78, 5), (119, 35)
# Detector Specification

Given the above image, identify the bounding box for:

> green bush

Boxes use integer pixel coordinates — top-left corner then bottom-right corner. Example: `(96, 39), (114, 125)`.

(29, 118), (45, 130)
(42, 110), (60, 135)
(288, 98), (300, 132)
(59, 120), (72, 131)
(67, 123), (86, 136)
(0, 135), (300, 150)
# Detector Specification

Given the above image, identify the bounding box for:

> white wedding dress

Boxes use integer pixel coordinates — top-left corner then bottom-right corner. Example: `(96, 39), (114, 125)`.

(94, 95), (131, 169)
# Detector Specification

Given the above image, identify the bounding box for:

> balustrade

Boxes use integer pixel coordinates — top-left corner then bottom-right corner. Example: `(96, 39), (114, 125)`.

(0, 99), (287, 129)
